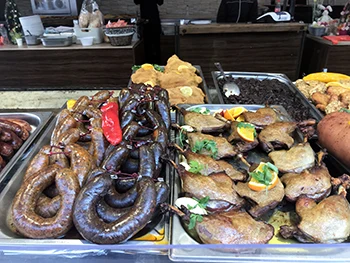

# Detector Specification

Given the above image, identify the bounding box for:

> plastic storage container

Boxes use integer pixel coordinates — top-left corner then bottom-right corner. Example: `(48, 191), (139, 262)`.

(74, 27), (103, 44)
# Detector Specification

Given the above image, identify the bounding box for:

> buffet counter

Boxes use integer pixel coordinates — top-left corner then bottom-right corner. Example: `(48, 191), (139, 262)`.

(0, 41), (144, 90)
(177, 22), (307, 83)
(300, 34), (350, 76)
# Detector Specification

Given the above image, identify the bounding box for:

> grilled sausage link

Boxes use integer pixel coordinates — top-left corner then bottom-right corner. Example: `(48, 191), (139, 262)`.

(73, 175), (156, 244)
(12, 166), (79, 239)
(23, 145), (51, 181)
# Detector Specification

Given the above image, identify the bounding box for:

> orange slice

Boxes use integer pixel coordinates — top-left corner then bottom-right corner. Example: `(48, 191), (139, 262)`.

(178, 65), (189, 72)
(237, 123), (256, 142)
(223, 110), (234, 121)
(141, 63), (154, 70)
(248, 162), (279, 192)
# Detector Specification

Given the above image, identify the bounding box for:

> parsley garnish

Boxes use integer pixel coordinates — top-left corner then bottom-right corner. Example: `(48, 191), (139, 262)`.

(189, 107), (210, 115)
(131, 64), (164, 72)
(188, 160), (204, 174)
(186, 196), (210, 230)
(249, 162), (278, 187)
(192, 139), (218, 159)
(237, 122), (257, 137)
(340, 108), (350, 114)
(179, 128), (186, 148)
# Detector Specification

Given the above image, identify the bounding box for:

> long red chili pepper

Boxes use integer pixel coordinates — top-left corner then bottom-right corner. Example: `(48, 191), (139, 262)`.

(101, 102), (122, 145)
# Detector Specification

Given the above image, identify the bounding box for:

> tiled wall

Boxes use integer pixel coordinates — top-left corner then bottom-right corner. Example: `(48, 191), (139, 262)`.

(16, 0), (350, 18)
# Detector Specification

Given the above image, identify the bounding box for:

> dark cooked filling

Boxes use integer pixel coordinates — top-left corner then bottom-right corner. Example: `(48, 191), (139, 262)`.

(218, 77), (313, 122)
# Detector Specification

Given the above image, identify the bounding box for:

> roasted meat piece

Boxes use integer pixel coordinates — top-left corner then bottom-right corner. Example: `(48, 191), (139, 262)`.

(196, 210), (274, 245)
(227, 121), (259, 153)
(311, 92), (330, 108)
(281, 165), (332, 202)
(340, 91), (350, 106)
(236, 179), (285, 218)
(187, 132), (236, 160)
(180, 148), (246, 181)
(178, 164), (245, 209)
(280, 195), (350, 243)
(268, 143), (315, 173)
(180, 107), (230, 133)
(242, 108), (277, 128)
(258, 122), (297, 153)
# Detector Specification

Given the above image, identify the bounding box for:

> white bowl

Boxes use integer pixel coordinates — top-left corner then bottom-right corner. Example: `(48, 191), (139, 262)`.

(78, 37), (94, 46)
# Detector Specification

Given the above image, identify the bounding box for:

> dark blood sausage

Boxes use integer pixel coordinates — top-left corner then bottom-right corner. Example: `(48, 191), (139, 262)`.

(121, 158), (139, 174)
(153, 126), (168, 151)
(155, 97), (171, 131)
(138, 145), (155, 178)
(158, 89), (169, 102)
(12, 166), (79, 238)
(144, 110), (163, 129)
(88, 128), (106, 168)
(66, 143), (93, 187)
(118, 89), (132, 109)
(129, 148), (139, 159)
(105, 183), (138, 208)
(35, 195), (61, 218)
(0, 127), (23, 150)
(122, 121), (140, 141)
(57, 128), (80, 146)
(102, 145), (130, 172)
(23, 145), (51, 181)
(73, 175), (157, 244)
(0, 119), (23, 137)
(155, 181), (169, 205)
(6, 119), (32, 132)
(49, 147), (69, 169)
(120, 98), (140, 116)
(86, 168), (106, 184)
(96, 199), (130, 223)
(150, 142), (163, 179)
(120, 111), (135, 129)
(0, 141), (14, 158)
(115, 178), (136, 193)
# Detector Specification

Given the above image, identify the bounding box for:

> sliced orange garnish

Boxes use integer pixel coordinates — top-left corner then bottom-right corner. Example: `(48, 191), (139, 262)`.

(223, 110), (235, 121)
(237, 123), (256, 142)
(141, 63), (154, 70)
(248, 162), (279, 192)
(236, 115), (245, 122)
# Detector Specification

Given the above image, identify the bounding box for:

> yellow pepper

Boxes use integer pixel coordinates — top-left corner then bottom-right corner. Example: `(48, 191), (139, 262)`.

(66, 99), (76, 110)
(303, 72), (350, 83)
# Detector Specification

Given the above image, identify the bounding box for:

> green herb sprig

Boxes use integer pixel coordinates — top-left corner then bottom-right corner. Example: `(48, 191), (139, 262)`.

(188, 160), (204, 174)
(186, 196), (210, 230)
(340, 108), (350, 114)
(131, 64), (164, 72)
(192, 139), (218, 159)
(189, 107), (210, 115)
(249, 162), (278, 187)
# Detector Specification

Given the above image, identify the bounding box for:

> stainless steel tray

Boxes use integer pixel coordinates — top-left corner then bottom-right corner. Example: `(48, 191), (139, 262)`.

(169, 104), (350, 262)
(211, 71), (324, 121)
(0, 115), (170, 253)
(40, 37), (73, 47)
(0, 112), (53, 182)
(129, 65), (212, 104)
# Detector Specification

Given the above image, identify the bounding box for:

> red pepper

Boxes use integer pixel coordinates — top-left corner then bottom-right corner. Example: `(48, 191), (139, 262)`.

(101, 102), (122, 145)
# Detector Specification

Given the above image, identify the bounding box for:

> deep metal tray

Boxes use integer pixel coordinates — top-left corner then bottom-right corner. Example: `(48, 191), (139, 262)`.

(129, 65), (212, 104)
(0, 112), (53, 182)
(169, 104), (350, 262)
(0, 115), (170, 253)
(211, 71), (323, 121)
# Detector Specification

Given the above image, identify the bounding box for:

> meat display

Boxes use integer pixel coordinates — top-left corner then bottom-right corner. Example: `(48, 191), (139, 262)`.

(9, 88), (171, 244)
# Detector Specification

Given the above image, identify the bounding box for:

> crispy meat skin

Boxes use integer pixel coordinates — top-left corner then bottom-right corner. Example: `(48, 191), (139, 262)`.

(196, 210), (274, 244)
(183, 110), (229, 133)
(268, 143), (315, 173)
(242, 108), (277, 128)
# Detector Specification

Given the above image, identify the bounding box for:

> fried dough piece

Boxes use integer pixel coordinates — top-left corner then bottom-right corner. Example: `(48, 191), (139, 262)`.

(167, 86), (205, 105)
(311, 92), (330, 107)
(340, 91), (350, 106)
(164, 54), (197, 73)
(326, 86), (349, 97)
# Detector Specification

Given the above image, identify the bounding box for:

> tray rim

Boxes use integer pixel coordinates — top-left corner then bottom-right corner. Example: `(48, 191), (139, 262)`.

(0, 111), (53, 183)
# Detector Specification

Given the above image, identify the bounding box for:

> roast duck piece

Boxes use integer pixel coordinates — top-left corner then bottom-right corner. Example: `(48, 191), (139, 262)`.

(175, 106), (230, 133)
(228, 121), (259, 153)
(173, 144), (246, 181)
(258, 120), (316, 153)
(10, 88), (170, 243)
(0, 118), (33, 172)
(236, 178), (285, 218)
(280, 151), (332, 202)
(268, 142), (315, 173)
(187, 132), (237, 160)
(280, 177), (350, 243)
(242, 107), (278, 128)
(170, 161), (245, 211)
(195, 210), (274, 245)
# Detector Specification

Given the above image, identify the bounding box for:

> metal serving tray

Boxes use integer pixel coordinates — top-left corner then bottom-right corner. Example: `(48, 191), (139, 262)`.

(0, 112), (53, 182)
(169, 104), (350, 262)
(211, 71), (323, 121)
(0, 115), (170, 254)
(129, 65), (212, 104)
